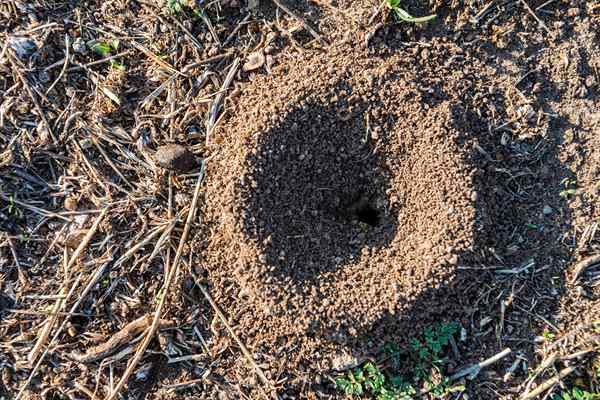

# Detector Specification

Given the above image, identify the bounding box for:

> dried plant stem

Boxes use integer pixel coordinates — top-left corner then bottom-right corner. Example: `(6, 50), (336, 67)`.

(189, 271), (278, 399)
(45, 34), (70, 95)
(272, 0), (326, 45)
(521, 366), (577, 399)
(206, 58), (240, 145)
(106, 172), (204, 400)
(15, 208), (109, 400)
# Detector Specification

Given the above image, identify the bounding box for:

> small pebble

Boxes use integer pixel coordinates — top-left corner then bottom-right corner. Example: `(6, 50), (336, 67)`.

(470, 191), (479, 202)
(72, 37), (87, 55)
(8, 35), (37, 59)
(155, 144), (197, 172)
(243, 50), (265, 72)
(64, 197), (78, 211)
(543, 205), (553, 215)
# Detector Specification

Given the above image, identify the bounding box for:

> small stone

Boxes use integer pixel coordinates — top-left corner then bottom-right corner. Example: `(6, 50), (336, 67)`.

(208, 46), (219, 57)
(154, 144), (196, 172)
(543, 205), (553, 215)
(72, 37), (87, 55)
(576, 85), (588, 98)
(265, 54), (275, 72)
(470, 191), (479, 202)
(8, 35), (37, 59)
(243, 50), (265, 72)
(371, 127), (380, 140)
(585, 75), (597, 88)
(64, 196), (78, 211)
(266, 31), (278, 44)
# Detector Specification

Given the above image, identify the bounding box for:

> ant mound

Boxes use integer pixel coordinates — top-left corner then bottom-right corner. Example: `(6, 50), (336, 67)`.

(199, 43), (486, 374)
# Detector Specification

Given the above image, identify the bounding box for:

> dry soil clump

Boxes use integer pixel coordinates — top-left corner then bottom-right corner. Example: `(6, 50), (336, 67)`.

(199, 42), (487, 374)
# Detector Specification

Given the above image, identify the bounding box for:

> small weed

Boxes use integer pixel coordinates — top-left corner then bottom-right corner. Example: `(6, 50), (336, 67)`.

(336, 322), (462, 399)
(166, 0), (187, 14)
(386, 0), (436, 24)
(551, 387), (600, 400)
(7, 196), (23, 218)
(91, 39), (119, 56)
(91, 40), (124, 70)
(559, 178), (577, 199)
(542, 330), (555, 340)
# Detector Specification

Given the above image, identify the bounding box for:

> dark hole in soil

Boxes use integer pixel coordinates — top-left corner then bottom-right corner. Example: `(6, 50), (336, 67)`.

(237, 89), (398, 283)
(355, 203), (380, 226)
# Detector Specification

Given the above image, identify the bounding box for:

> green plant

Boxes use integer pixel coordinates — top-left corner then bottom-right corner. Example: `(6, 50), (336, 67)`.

(559, 178), (577, 199)
(386, 0), (436, 24)
(336, 322), (462, 399)
(166, 0), (187, 14)
(551, 387), (600, 400)
(91, 39), (119, 56)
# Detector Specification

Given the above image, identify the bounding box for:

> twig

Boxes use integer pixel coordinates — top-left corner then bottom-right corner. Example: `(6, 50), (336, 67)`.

(45, 34), (70, 95)
(271, 0), (326, 46)
(0, 193), (71, 221)
(70, 315), (173, 363)
(367, 1), (386, 25)
(520, 0), (550, 33)
(65, 50), (133, 72)
(222, 14), (252, 48)
(92, 138), (135, 190)
(129, 40), (186, 77)
(7, 54), (57, 145)
(113, 225), (165, 267)
(450, 348), (512, 381)
(14, 213), (110, 400)
(189, 272), (278, 399)
(521, 366), (577, 399)
(163, 378), (206, 390)
(205, 58), (240, 145)
(166, 15), (204, 51)
(106, 168), (205, 400)
(571, 254), (600, 283)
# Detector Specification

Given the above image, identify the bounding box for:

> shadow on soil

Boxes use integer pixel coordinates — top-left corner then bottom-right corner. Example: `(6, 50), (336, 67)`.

(239, 89), (398, 283)
(322, 98), (577, 398)
(237, 75), (577, 398)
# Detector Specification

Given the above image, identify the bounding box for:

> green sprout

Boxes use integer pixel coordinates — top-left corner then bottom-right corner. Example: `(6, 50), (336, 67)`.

(166, 0), (187, 14)
(91, 39), (119, 56)
(559, 178), (577, 199)
(335, 322), (462, 399)
(551, 387), (600, 400)
(386, 0), (436, 24)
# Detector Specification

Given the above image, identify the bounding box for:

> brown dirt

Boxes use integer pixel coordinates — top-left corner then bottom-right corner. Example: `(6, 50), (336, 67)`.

(1, 0), (599, 399)
(200, 40), (484, 372)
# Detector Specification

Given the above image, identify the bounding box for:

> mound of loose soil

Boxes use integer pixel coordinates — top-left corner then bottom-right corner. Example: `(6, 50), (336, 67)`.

(198, 41), (493, 377)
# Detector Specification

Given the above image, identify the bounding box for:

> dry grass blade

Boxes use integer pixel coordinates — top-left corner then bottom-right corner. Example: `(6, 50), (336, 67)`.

(15, 208), (109, 400)
(570, 254), (600, 283)
(106, 168), (204, 400)
(189, 271), (279, 400)
(521, 366), (577, 399)
(206, 58), (240, 145)
(70, 315), (173, 363)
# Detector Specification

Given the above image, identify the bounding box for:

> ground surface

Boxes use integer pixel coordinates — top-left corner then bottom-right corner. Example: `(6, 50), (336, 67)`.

(0, 0), (599, 399)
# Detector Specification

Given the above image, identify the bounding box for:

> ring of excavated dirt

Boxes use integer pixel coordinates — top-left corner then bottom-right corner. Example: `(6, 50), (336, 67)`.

(200, 45), (479, 370)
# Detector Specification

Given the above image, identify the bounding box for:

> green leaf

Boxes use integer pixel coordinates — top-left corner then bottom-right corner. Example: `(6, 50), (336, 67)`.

(92, 42), (113, 56)
(394, 7), (436, 23)
(110, 60), (126, 70)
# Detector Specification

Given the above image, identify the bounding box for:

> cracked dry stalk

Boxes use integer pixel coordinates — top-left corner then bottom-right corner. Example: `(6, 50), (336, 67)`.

(106, 170), (204, 400)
